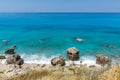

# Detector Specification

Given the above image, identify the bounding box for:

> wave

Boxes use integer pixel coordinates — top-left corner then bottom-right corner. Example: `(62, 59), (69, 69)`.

(0, 53), (119, 67)
(21, 54), (101, 67)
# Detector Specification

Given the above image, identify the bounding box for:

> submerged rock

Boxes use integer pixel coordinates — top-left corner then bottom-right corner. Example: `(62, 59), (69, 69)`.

(6, 54), (24, 67)
(74, 37), (84, 42)
(102, 44), (116, 49)
(109, 45), (116, 49)
(5, 46), (17, 54)
(2, 40), (9, 45)
(67, 47), (79, 61)
(51, 56), (65, 66)
(96, 54), (111, 66)
(117, 56), (120, 59)
(0, 56), (5, 59)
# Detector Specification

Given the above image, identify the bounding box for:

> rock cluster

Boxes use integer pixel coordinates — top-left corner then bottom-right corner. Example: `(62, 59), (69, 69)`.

(67, 47), (79, 61)
(96, 54), (111, 66)
(6, 54), (24, 67)
(51, 56), (65, 66)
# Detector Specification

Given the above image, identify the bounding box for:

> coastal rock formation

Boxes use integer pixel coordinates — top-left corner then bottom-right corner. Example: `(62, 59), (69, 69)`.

(51, 56), (65, 66)
(96, 54), (111, 66)
(6, 54), (24, 67)
(0, 56), (5, 59)
(67, 47), (79, 61)
(5, 46), (17, 54)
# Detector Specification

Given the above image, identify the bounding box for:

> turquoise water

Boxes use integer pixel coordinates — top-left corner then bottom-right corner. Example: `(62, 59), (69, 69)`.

(0, 13), (120, 64)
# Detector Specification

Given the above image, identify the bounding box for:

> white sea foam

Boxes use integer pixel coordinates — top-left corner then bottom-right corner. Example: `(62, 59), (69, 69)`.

(21, 53), (59, 64)
(66, 56), (101, 67)
(1, 53), (118, 67)
(0, 59), (6, 64)
(20, 53), (101, 67)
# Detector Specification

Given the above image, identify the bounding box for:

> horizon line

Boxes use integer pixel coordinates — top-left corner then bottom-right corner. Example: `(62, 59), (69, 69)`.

(0, 12), (120, 14)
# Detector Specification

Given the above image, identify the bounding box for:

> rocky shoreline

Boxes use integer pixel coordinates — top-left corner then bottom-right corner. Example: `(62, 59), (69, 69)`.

(0, 46), (119, 80)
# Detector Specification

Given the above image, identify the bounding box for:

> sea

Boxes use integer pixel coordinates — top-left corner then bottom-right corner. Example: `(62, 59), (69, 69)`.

(0, 13), (120, 66)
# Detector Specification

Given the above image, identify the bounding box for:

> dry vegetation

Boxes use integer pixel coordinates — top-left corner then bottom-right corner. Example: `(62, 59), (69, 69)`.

(7, 65), (109, 80)
(0, 64), (119, 80)
(98, 64), (120, 80)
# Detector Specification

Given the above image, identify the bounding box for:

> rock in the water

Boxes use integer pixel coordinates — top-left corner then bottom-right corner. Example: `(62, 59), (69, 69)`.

(2, 40), (9, 45)
(117, 56), (120, 59)
(67, 47), (79, 61)
(96, 54), (112, 66)
(51, 56), (65, 66)
(6, 54), (24, 66)
(5, 46), (17, 54)
(102, 44), (116, 49)
(109, 45), (116, 49)
(0, 56), (5, 59)
(74, 37), (84, 42)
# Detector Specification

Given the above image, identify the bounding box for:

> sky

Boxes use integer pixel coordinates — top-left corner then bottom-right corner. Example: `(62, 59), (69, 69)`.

(0, 0), (120, 12)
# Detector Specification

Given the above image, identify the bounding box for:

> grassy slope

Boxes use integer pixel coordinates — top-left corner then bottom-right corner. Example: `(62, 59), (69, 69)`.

(0, 64), (119, 80)
(7, 65), (108, 80)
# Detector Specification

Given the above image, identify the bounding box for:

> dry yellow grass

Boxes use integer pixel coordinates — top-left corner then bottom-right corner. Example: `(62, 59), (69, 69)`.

(98, 64), (120, 80)
(7, 65), (108, 80)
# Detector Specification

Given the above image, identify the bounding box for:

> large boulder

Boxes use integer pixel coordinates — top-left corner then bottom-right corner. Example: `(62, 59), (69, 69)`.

(5, 46), (17, 54)
(96, 54), (112, 66)
(67, 47), (79, 61)
(6, 55), (16, 64)
(6, 54), (24, 66)
(51, 56), (65, 66)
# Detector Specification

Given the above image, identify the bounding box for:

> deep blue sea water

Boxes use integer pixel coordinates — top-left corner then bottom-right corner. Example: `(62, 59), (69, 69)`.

(0, 13), (120, 65)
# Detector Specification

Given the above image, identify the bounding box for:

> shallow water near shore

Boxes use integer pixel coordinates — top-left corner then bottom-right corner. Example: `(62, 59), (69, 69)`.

(0, 13), (120, 65)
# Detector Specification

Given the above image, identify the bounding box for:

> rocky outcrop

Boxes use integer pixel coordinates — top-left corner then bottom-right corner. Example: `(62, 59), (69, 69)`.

(6, 54), (24, 67)
(0, 56), (5, 59)
(5, 46), (17, 54)
(67, 47), (79, 61)
(51, 56), (65, 66)
(96, 54), (112, 66)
